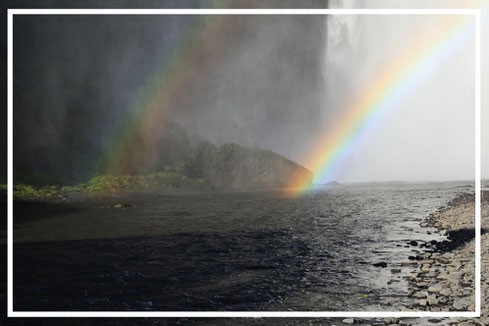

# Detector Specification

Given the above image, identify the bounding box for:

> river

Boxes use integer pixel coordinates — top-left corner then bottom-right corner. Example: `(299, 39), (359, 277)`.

(12, 181), (474, 312)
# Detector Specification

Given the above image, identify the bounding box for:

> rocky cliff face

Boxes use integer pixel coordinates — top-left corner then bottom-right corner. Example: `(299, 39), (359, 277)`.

(183, 142), (313, 189)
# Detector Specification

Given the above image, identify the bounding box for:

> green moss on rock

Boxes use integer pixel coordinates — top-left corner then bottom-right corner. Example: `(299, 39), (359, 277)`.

(11, 170), (211, 200)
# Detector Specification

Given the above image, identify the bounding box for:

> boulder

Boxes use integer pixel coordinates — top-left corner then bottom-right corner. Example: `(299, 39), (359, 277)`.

(183, 142), (313, 189)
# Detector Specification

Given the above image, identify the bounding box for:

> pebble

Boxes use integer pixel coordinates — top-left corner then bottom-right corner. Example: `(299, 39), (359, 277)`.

(342, 318), (355, 324)
(114, 202), (132, 208)
(412, 291), (427, 299)
(452, 297), (473, 310)
(436, 274), (450, 280)
(427, 283), (444, 293)
(457, 323), (477, 326)
(384, 317), (398, 324)
(402, 192), (488, 325)
(373, 262), (387, 268)
(427, 295), (438, 306)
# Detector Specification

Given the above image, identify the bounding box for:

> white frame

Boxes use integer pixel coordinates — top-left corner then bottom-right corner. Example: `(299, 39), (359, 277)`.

(7, 8), (481, 319)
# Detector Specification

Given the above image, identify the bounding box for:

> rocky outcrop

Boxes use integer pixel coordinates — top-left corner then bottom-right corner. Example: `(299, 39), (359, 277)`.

(183, 142), (313, 189)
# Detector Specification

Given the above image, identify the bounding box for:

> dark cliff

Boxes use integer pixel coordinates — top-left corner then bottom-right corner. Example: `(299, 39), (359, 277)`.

(183, 142), (313, 189)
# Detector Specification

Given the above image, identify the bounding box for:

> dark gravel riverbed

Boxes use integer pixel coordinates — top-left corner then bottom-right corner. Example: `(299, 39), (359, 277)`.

(2, 181), (482, 325)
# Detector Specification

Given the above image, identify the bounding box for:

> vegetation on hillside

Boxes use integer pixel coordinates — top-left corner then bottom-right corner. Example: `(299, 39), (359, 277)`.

(7, 171), (209, 200)
(7, 141), (313, 201)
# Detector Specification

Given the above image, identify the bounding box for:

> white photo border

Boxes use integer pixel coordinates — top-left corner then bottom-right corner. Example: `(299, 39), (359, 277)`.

(7, 8), (482, 319)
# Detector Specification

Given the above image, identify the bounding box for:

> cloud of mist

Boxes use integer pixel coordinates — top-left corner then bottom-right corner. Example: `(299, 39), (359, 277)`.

(10, 0), (486, 184)
(173, 15), (327, 164)
(13, 15), (200, 182)
(321, 0), (477, 182)
(13, 12), (329, 183)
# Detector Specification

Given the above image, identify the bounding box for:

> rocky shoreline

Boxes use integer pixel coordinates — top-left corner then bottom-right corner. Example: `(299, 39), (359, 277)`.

(341, 191), (488, 326)
(405, 191), (488, 325)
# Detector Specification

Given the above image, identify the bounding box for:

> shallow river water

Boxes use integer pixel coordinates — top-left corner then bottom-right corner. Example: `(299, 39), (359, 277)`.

(12, 181), (474, 311)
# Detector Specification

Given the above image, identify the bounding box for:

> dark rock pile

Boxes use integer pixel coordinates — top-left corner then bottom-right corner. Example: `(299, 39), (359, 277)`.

(183, 142), (313, 189)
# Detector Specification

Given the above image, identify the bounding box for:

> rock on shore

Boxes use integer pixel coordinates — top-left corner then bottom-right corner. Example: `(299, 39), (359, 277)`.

(406, 191), (489, 325)
(345, 191), (488, 326)
(183, 142), (313, 189)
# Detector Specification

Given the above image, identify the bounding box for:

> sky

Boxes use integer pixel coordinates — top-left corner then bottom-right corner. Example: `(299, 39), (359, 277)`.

(6, 0), (488, 184)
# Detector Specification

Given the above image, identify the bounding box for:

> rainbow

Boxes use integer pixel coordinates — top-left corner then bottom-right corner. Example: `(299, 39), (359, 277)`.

(98, 9), (476, 187)
(286, 14), (475, 195)
(99, 2), (232, 175)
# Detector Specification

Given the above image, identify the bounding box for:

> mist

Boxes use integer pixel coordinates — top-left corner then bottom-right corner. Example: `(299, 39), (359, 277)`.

(10, 0), (486, 185)
(324, 0), (477, 183)
(329, 0), (489, 180)
(13, 12), (328, 184)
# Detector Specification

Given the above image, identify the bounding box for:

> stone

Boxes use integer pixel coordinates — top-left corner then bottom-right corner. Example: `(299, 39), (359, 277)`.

(427, 295), (439, 306)
(450, 271), (464, 279)
(427, 319), (442, 323)
(114, 203), (132, 208)
(391, 269), (402, 273)
(373, 262), (388, 268)
(428, 283), (444, 293)
(185, 142), (313, 189)
(383, 317), (398, 324)
(457, 322), (477, 326)
(439, 288), (451, 296)
(436, 274), (450, 280)
(412, 292), (427, 299)
(453, 297), (473, 310)
(342, 318), (355, 324)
